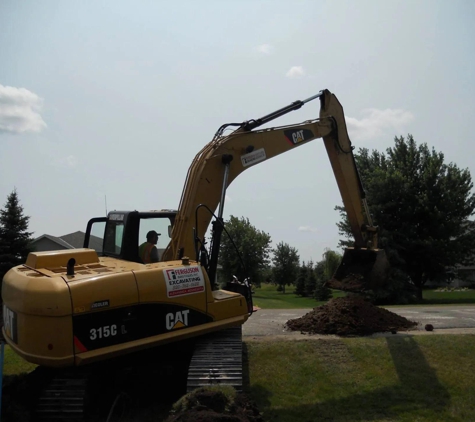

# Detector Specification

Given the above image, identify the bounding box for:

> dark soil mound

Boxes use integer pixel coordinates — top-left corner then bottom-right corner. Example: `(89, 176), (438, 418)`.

(165, 387), (263, 422)
(285, 296), (418, 336)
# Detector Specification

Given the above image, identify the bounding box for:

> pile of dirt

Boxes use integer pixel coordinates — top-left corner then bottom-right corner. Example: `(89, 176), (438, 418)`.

(285, 296), (418, 336)
(165, 387), (263, 422)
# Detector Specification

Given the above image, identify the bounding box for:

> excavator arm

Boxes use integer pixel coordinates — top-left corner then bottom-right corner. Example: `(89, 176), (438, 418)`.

(319, 91), (378, 249)
(163, 89), (389, 292)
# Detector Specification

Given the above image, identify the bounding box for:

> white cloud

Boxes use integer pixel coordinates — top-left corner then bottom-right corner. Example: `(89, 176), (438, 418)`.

(346, 109), (414, 141)
(255, 44), (274, 55)
(285, 66), (306, 79)
(225, 194), (232, 202)
(0, 84), (47, 134)
(298, 226), (318, 233)
(55, 155), (78, 168)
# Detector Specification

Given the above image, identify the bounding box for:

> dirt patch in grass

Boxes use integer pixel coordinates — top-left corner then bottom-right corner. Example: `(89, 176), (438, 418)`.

(285, 296), (418, 336)
(165, 387), (263, 422)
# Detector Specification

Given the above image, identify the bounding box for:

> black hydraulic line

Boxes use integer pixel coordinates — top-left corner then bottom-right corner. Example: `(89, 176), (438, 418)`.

(193, 203), (248, 279)
(241, 91), (323, 131)
(207, 154), (233, 286)
(350, 151), (367, 200)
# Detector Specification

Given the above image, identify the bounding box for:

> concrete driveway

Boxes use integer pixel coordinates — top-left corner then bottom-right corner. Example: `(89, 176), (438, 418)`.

(242, 305), (475, 339)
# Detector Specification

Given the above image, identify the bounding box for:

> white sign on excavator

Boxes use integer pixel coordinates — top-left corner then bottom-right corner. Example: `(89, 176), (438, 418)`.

(241, 148), (266, 167)
(163, 265), (205, 298)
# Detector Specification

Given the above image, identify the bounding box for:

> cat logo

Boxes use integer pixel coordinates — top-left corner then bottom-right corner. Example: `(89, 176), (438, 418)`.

(292, 130), (305, 144)
(284, 128), (315, 146)
(3, 305), (17, 343)
(166, 310), (190, 330)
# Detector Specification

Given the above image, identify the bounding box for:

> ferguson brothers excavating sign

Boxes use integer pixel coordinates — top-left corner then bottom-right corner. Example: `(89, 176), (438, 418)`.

(163, 265), (206, 298)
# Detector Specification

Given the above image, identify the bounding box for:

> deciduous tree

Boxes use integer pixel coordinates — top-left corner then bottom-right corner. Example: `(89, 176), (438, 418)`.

(271, 242), (300, 294)
(219, 216), (272, 287)
(313, 249), (340, 301)
(336, 135), (475, 301)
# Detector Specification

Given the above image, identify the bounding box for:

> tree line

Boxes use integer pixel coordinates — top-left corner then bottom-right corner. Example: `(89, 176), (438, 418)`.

(217, 214), (341, 300)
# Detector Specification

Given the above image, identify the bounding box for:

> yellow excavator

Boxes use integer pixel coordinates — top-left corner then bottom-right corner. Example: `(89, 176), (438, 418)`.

(2, 89), (388, 419)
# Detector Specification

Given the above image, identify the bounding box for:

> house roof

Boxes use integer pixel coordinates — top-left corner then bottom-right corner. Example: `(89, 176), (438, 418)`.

(60, 231), (88, 248)
(31, 231), (103, 252)
(31, 234), (75, 249)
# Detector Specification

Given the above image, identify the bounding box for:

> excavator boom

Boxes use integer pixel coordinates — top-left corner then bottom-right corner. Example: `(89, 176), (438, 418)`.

(163, 117), (334, 261)
(163, 89), (389, 292)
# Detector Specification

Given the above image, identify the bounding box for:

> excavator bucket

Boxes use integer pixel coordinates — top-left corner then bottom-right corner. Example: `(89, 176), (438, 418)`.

(325, 248), (390, 293)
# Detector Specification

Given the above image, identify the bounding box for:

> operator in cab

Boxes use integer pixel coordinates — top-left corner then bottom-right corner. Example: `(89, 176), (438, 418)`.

(139, 230), (160, 263)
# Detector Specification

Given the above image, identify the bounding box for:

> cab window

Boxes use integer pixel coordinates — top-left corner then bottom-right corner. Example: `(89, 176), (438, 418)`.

(104, 221), (124, 255)
(138, 218), (173, 261)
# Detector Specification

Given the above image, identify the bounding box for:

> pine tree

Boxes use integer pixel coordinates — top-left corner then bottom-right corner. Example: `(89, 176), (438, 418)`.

(0, 189), (34, 292)
(304, 261), (316, 297)
(314, 260), (332, 301)
(294, 261), (308, 296)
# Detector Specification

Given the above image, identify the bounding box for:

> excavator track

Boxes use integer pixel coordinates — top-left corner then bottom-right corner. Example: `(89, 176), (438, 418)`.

(186, 326), (243, 392)
(34, 369), (89, 421)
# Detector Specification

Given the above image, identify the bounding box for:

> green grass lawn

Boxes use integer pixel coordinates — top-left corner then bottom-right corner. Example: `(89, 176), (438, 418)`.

(421, 288), (475, 304)
(2, 345), (36, 376)
(252, 283), (345, 309)
(252, 283), (475, 309)
(3, 334), (475, 422)
(246, 335), (475, 422)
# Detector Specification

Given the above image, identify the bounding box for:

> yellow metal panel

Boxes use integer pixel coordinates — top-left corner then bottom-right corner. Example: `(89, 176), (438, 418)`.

(212, 290), (241, 300)
(26, 248), (99, 269)
(2, 268), (72, 317)
(133, 265), (172, 303)
(98, 256), (144, 271)
(3, 314), (74, 367)
(68, 271), (139, 312)
(206, 295), (248, 321)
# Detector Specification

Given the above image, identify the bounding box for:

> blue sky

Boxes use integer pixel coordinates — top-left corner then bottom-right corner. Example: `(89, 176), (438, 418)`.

(1, 0), (474, 263)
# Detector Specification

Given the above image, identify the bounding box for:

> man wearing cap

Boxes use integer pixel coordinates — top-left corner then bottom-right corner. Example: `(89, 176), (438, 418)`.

(139, 230), (160, 263)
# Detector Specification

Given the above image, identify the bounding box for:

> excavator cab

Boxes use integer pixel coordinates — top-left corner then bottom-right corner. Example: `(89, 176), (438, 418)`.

(84, 210), (178, 263)
(326, 247), (390, 293)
